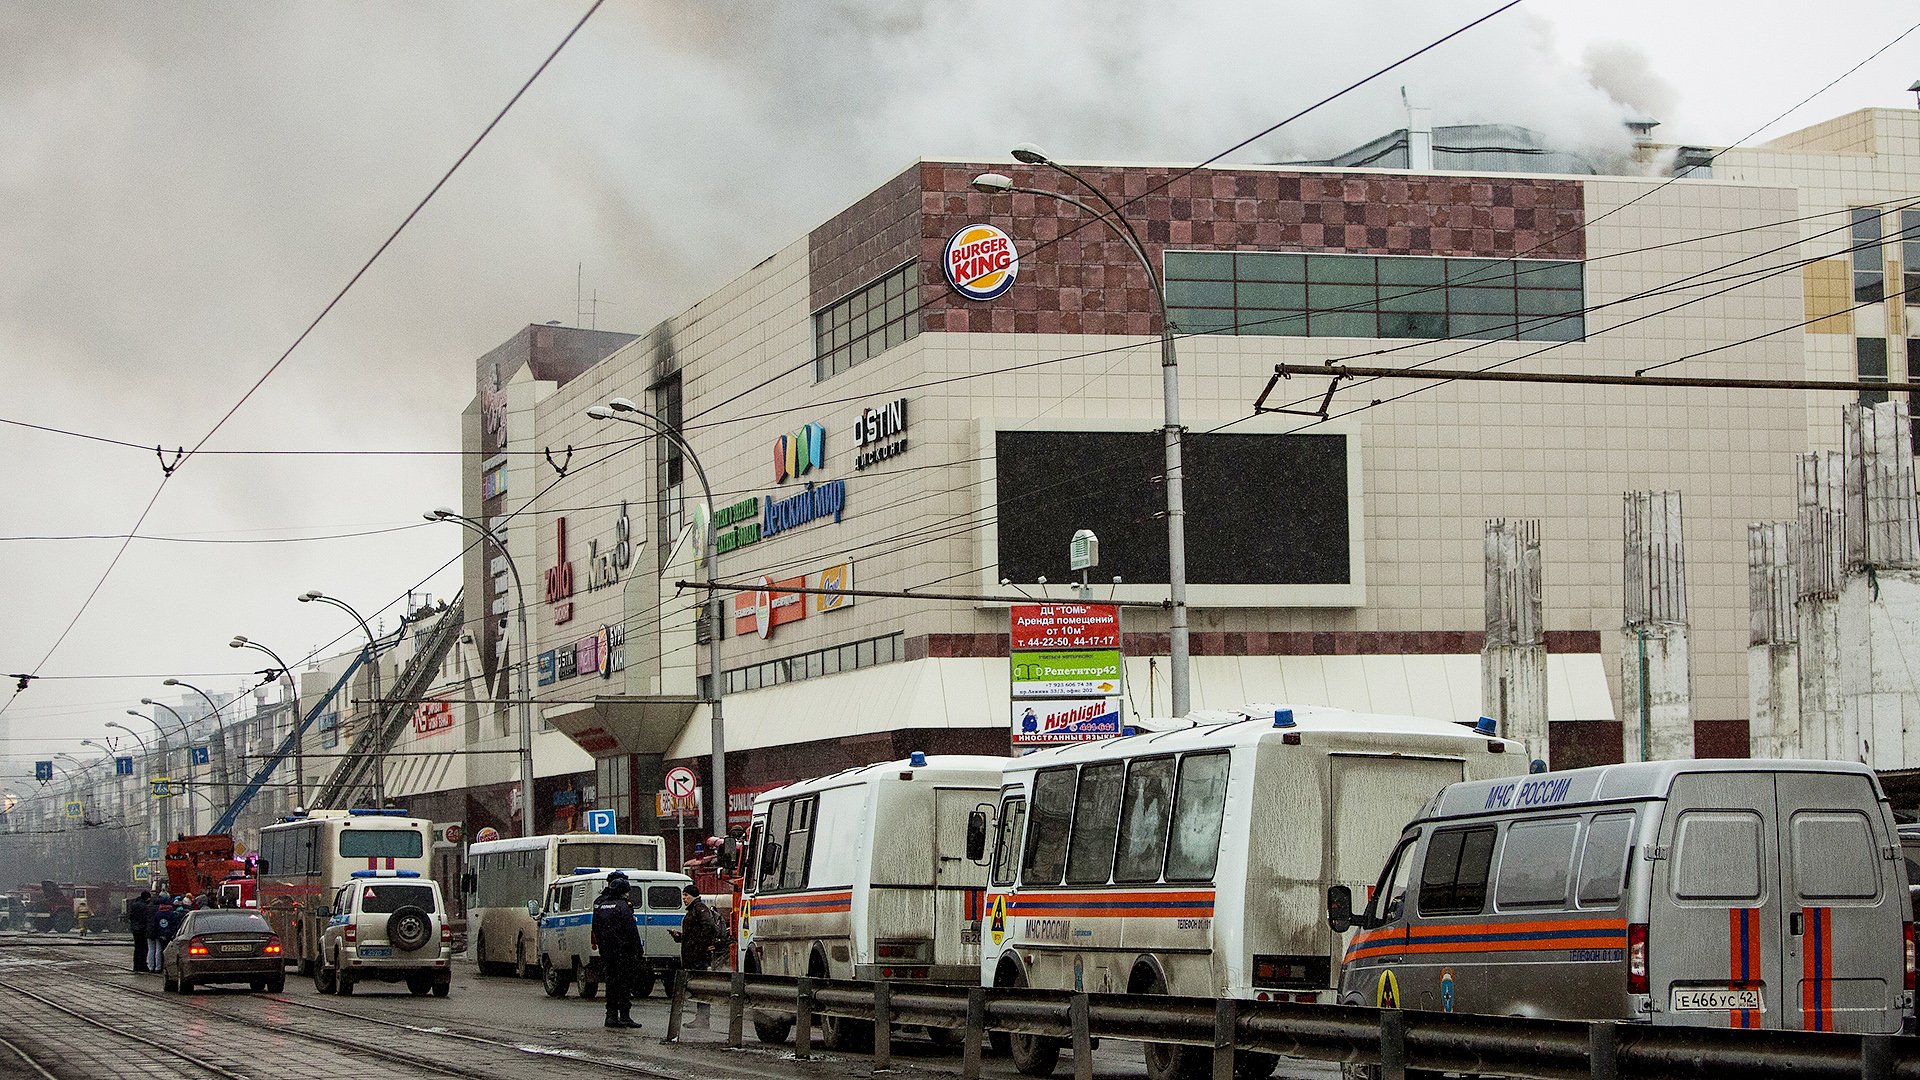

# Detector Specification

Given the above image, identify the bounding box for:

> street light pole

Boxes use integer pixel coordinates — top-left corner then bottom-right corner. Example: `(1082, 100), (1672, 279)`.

(165, 679), (231, 809)
(107, 721), (155, 853)
(125, 709), (173, 842)
(427, 508), (536, 838)
(298, 592), (388, 805)
(586, 399), (726, 838)
(974, 150), (1193, 716)
(141, 698), (194, 833)
(230, 637), (301, 808)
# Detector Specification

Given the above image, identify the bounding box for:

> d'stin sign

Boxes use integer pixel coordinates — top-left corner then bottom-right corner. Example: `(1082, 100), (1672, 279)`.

(944, 224), (1019, 300)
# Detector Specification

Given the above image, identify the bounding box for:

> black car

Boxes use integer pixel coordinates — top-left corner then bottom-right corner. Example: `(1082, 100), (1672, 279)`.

(161, 910), (287, 993)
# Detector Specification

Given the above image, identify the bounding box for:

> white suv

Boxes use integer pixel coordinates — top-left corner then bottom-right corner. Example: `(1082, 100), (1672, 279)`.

(315, 870), (452, 997)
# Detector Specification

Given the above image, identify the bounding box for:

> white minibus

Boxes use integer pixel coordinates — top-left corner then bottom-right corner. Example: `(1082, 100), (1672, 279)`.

(744, 753), (1005, 1050)
(978, 705), (1524, 1080)
(463, 832), (666, 977)
(257, 808), (434, 972)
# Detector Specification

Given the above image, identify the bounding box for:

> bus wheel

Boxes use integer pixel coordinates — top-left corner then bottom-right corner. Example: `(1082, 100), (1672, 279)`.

(474, 934), (493, 976)
(753, 1013), (795, 1046)
(1002, 965), (1059, 1077)
(1136, 968), (1205, 1080)
(635, 967), (657, 999)
(1234, 1052), (1279, 1079)
(515, 937), (532, 979)
(822, 1012), (874, 1053)
(541, 956), (570, 998)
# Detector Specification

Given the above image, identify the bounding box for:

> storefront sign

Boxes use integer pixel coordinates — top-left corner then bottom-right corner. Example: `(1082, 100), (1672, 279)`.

(852, 397), (909, 470)
(1010, 604), (1121, 650)
(1010, 649), (1123, 699)
(482, 464), (506, 500)
(762, 480), (846, 539)
(715, 497), (762, 554)
(1013, 699), (1123, 747)
(537, 650), (557, 685)
(584, 502), (634, 592)
(944, 223), (1019, 300)
(815, 562), (855, 612)
(413, 698), (454, 735)
(656, 789), (703, 826)
(774, 423), (827, 483)
(727, 782), (786, 830)
(733, 575), (808, 639)
(434, 822), (465, 847)
(556, 645), (578, 680)
(545, 518), (575, 624)
(318, 711), (340, 749)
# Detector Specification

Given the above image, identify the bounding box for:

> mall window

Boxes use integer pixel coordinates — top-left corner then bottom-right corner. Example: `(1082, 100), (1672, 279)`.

(721, 632), (904, 695)
(1858, 337), (1888, 407)
(1164, 251), (1584, 343)
(1852, 208), (1884, 303)
(814, 262), (921, 381)
(654, 373), (684, 569)
(1904, 210), (1920, 304)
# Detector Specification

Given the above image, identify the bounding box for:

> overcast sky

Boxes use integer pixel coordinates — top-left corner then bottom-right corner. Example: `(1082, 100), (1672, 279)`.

(2, 0), (1915, 775)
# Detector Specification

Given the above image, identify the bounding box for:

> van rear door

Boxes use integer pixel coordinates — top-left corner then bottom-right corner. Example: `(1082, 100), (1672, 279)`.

(1654, 771), (1783, 1028)
(1775, 771), (1902, 1034)
(934, 787), (991, 972)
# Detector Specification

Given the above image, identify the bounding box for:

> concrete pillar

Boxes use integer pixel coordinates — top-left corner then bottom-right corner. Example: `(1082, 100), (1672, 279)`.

(1747, 522), (1800, 759)
(1796, 450), (1846, 759)
(1483, 518), (1548, 764)
(1833, 401), (1920, 768)
(1622, 491), (1692, 762)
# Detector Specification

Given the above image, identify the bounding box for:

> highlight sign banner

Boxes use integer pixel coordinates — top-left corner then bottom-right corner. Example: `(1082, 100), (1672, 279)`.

(1010, 649), (1122, 699)
(1013, 699), (1123, 748)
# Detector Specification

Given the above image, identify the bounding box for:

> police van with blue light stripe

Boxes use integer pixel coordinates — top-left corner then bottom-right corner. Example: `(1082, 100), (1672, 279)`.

(534, 867), (691, 999)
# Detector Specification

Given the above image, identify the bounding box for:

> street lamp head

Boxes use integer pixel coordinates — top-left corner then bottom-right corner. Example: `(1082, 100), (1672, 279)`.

(428, 507), (456, 521)
(607, 397), (640, 413)
(1010, 143), (1051, 165)
(585, 405), (614, 420)
(139, 697), (154, 706)
(229, 636), (248, 648)
(125, 709), (142, 718)
(299, 590), (323, 602)
(163, 678), (180, 686)
(972, 172), (1015, 194)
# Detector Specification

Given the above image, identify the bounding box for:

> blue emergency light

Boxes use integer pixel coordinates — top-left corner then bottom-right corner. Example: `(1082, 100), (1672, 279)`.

(908, 751), (927, 767)
(349, 869), (421, 878)
(348, 808), (410, 816)
(1272, 709), (1297, 729)
(1474, 715), (1498, 736)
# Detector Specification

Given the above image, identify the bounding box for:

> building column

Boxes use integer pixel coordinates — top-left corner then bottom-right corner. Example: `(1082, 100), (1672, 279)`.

(1622, 491), (1692, 762)
(1482, 518), (1548, 764)
(1747, 521), (1800, 758)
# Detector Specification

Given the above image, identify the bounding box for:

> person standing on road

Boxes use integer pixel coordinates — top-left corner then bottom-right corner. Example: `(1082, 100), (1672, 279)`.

(149, 894), (178, 972)
(669, 883), (729, 1030)
(127, 891), (152, 973)
(590, 871), (643, 1030)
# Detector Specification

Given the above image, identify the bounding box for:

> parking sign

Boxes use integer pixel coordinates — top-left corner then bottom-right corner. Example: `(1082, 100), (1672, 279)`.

(584, 808), (617, 835)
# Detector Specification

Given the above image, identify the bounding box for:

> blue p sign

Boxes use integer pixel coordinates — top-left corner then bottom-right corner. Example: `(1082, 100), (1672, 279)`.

(584, 809), (617, 835)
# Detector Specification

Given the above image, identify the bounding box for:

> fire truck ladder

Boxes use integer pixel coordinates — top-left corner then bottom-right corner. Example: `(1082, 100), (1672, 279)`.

(208, 649), (368, 836)
(311, 595), (465, 810)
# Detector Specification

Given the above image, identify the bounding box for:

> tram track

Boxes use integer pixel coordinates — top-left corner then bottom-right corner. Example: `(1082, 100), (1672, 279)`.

(19, 945), (695, 1080)
(0, 977), (250, 1080)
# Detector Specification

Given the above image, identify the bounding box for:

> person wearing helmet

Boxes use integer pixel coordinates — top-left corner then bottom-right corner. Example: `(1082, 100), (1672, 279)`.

(591, 871), (643, 1029)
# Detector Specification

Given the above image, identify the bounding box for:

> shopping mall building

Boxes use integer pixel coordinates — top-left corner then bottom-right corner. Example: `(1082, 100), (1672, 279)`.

(394, 107), (1918, 847)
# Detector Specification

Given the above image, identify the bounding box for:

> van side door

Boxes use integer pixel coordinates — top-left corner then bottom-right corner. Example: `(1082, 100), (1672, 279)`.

(1775, 771), (1904, 1034)
(1652, 771), (1783, 1028)
(1341, 835), (1420, 1005)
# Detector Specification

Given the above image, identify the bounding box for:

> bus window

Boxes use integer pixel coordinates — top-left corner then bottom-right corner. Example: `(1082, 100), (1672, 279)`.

(1495, 818), (1579, 909)
(991, 797), (1026, 886)
(340, 829), (423, 860)
(759, 801), (793, 892)
(1065, 763), (1125, 885)
(1576, 812), (1635, 908)
(1113, 757), (1175, 884)
(1165, 752), (1229, 882)
(1023, 767), (1078, 887)
(779, 797), (817, 891)
(1418, 826), (1496, 916)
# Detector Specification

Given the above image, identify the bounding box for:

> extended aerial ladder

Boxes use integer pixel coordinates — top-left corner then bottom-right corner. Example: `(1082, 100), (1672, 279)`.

(208, 651), (367, 836)
(311, 596), (465, 809)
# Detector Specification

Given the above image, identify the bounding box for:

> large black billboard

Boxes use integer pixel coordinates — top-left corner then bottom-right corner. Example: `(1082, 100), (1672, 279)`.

(994, 430), (1351, 586)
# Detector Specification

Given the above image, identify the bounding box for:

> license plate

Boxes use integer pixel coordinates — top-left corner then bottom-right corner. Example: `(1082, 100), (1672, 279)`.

(218, 944), (252, 954)
(1671, 987), (1762, 1011)
(357, 946), (392, 958)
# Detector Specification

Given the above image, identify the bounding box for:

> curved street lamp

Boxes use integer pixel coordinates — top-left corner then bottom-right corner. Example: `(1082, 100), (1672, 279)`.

(973, 147), (1193, 715)
(165, 678), (233, 806)
(231, 636), (302, 808)
(141, 697), (197, 833)
(299, 591), (389, 805)
(585, 399), (727, 825)
(125, 708), (175, 840)
(425, 508), (534, 837)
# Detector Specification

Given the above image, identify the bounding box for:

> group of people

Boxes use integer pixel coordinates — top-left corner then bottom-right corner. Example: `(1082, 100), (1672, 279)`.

(590, 874), (729, 1031)
(125, 890), (194, 973)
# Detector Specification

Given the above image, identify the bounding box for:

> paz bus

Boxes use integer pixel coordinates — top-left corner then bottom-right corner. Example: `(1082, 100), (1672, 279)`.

(974, 704), (1526, 1080)
(463, 832), (666, 977)
(256, 808), (433, 971)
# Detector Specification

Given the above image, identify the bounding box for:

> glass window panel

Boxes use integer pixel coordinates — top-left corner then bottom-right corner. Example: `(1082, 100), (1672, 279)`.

(1064, 763), (1125, 885)
(1237, 309), (1308, 336)
(1494, 818), (1579, 908)
(1376, 257), (1447, 286)
(1165, 752), (1230, 882)
(886, 295), (905, 322)
(1856, 273), (1885, 304)
(1517, 288), (1584, 317)
(1166, 280), (1235, 307)
(1169, 308), (1234, 335)
(1164, 251), (1233, 280)
(1023, 767), (1077, 886)
(1861, 388), (1890, 407)
(1453, 313), (1517, 339)
(1449, 287), (1518, 315)
(1520, 314), (1585, 342)
(1576, 813), (1635, 907)
(991, 797), (1026, 886)
(1113, 757), (1176, 884)
(839, 644), (857, 670)
(858, 638), (878, 666)
(1516, 261), (1584, 290)
(1852, 207), (1883, 240)
(1238, 282), (1307, 309)
(1378, 311), (1448, 339)
(1859, 338), (1889, 378)
(1377, 284), (1448, 313)
(1418, 826), (1496, 915)
(759, 800), (791, 891)
(1236, 252), (1305, 282)
(1307, 255), (1376, 284)
(1309, 283), (1376, 310)
(1448, 259), (1513, 287)
(1310, 310), (1377, 338)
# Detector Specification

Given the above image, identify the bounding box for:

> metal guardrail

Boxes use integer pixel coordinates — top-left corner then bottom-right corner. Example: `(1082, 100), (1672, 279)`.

(664, 971), (1918, 1080)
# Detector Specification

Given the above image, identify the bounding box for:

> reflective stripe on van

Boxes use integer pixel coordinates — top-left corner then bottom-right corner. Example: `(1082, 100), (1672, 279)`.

(1345, 917), (1628, 963)
(1802, 906), (1833, 1032)
(1009, 890), (1215, 919)
(750, 890), (852, 915)
(1730, 907), (1761, 1029)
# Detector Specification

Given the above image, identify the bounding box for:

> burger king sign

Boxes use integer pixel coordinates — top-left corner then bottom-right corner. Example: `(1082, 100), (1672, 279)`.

(943, 223), (1019, 301)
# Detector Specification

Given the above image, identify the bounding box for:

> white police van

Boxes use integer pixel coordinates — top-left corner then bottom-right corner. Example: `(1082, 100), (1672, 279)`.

(1332, 759), (1914, 1034)
(534, 867), (692, 999)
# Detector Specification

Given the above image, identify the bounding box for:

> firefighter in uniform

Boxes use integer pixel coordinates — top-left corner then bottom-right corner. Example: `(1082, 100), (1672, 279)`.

(590, 871), (643, 1029)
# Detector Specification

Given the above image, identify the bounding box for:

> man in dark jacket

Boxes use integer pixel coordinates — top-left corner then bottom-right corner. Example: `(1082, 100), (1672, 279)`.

(127, 891), (152, 973)
(670, 884), (729, 1029)
(590, 871), (642, 1029)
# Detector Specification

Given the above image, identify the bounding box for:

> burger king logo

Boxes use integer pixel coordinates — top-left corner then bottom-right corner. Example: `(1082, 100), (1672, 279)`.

(944, 223), (1019, 301)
